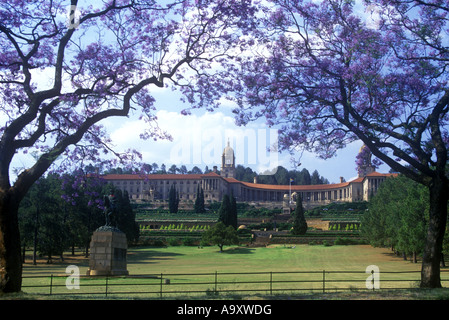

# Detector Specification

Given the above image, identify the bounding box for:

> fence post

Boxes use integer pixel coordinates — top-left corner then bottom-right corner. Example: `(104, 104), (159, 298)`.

(160, 273), (163, 298)
(322, 270), (325, 294)
(214, 271), (218, 295)
(371, 269), (375, 291)
(105, 276), (108, 297)
(270, 272), (273, 295)
(50, 274), (53, 295)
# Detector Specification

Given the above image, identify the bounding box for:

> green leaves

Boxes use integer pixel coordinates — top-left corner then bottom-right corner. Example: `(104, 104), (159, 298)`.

(202, 221), (239, 252)
(361, 175), (428, 258)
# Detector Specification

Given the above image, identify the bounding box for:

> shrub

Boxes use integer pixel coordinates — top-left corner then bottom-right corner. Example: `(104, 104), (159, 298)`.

(323, 240), (332, 247)
(168, 237), (179, 246)
(153, 239), (165, 247)
(182, 237), (195, 246)
(334, 237), (362, 245)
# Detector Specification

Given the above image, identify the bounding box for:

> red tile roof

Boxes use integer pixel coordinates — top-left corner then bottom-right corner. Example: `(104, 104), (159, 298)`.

(102, 171), (396, 191)
(238, 181), (351, 191)
(365, 172), (398, 178)
(102, 171), (220, 181)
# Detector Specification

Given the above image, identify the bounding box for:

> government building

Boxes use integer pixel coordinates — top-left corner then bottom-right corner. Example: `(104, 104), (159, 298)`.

(102, 142), (396, 209)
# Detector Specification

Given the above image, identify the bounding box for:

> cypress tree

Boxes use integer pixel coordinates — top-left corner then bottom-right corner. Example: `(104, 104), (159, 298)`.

(200, 187), (205, 212)
(168, 185), (179, 213)
(194, 185), (200, 213)
(118, 190), (139, 242)
(194, 185), (205, 213)
(230, 194), (238, 229)
(291, 194), (308, 235)
(218, 194), (231, 226)
(217, 194), (238, 229)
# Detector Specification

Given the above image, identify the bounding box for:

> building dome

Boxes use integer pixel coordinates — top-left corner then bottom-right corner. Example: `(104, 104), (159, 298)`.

(221, 139), (235, 178)
(222, 140), (234, 165)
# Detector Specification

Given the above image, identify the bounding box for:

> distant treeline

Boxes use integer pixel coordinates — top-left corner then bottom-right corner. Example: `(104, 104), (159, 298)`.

(102, 163), (329, 186)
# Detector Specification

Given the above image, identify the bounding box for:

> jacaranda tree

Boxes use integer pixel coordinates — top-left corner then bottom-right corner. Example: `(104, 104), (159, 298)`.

(228, 0), (449, 288)
(0, 0), (256, 293)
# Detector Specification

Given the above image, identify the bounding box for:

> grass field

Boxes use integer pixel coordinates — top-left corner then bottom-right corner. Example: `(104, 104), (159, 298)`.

(18, 243), (449, 299)
(127, 244), (420, 274)
(22, 244), (423, 275)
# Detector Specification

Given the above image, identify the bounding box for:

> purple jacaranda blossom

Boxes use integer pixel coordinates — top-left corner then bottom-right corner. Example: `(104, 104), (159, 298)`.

(0, 0), (258, 293)
(225, 0), (449, 288)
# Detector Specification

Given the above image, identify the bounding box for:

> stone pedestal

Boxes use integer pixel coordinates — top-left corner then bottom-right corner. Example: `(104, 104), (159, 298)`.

(282, 194), (291, 215)
(86, 226), (128, 276)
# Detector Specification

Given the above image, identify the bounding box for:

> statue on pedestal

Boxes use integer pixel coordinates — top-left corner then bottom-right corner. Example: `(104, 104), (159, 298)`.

(87, 193), (128, 276)
(103, 194), (115, 227)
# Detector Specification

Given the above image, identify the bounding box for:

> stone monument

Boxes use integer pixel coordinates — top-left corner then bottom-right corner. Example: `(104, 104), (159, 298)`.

(282, 194), (291, 215)
(86, 195), (129, 276)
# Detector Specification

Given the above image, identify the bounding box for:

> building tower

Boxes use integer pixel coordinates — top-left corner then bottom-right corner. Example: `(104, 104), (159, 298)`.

(356, 144), (376, 177)
(221, 139), (235, 178)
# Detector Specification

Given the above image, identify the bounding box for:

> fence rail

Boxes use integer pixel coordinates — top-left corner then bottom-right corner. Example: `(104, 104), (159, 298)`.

(22, 269), (449, 298)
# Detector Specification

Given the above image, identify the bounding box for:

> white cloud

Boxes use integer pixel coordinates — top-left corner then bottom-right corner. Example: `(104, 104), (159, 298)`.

(109, 110), (230, 165)
(107, 108), (393, 183)
(108, 109), (280, 172)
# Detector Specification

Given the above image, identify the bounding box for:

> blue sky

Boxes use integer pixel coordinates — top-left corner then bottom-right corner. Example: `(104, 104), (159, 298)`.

(106, 85), (391, 184)
(101, 0), (392, 184)
(6, 1), (392, 185)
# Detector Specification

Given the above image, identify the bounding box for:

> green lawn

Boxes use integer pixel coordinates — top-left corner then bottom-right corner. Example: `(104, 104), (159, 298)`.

(20, 244), (444, 298)
(24, 244), (415, 276)
(125, 244), (419, 274)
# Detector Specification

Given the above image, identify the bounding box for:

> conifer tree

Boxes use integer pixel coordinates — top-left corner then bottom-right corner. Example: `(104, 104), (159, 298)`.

(194, 185), (205, 213)
(168, 185), (179, 213)
(218, 194), (231, 227)
(291, 194), (308, 235)
(217, 194), (238, 229)
(230, 194), (238, 229)
(200, 188), (205, 212)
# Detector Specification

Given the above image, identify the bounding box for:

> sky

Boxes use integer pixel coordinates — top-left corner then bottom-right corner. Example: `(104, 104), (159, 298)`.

(98, 0), (392, 184)
(104, 85), (391, 184)
(5, 0), (392, 185)
(11, 61), (391, 185)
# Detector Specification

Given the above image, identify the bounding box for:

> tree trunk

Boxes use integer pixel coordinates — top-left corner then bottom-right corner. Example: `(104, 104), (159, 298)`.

(22, 243), (26, 264)
(33, 207), (39, 265)
(0, 192), (23, 293)
(85, 239), (89, 258)
(420, 175), (449, 288)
